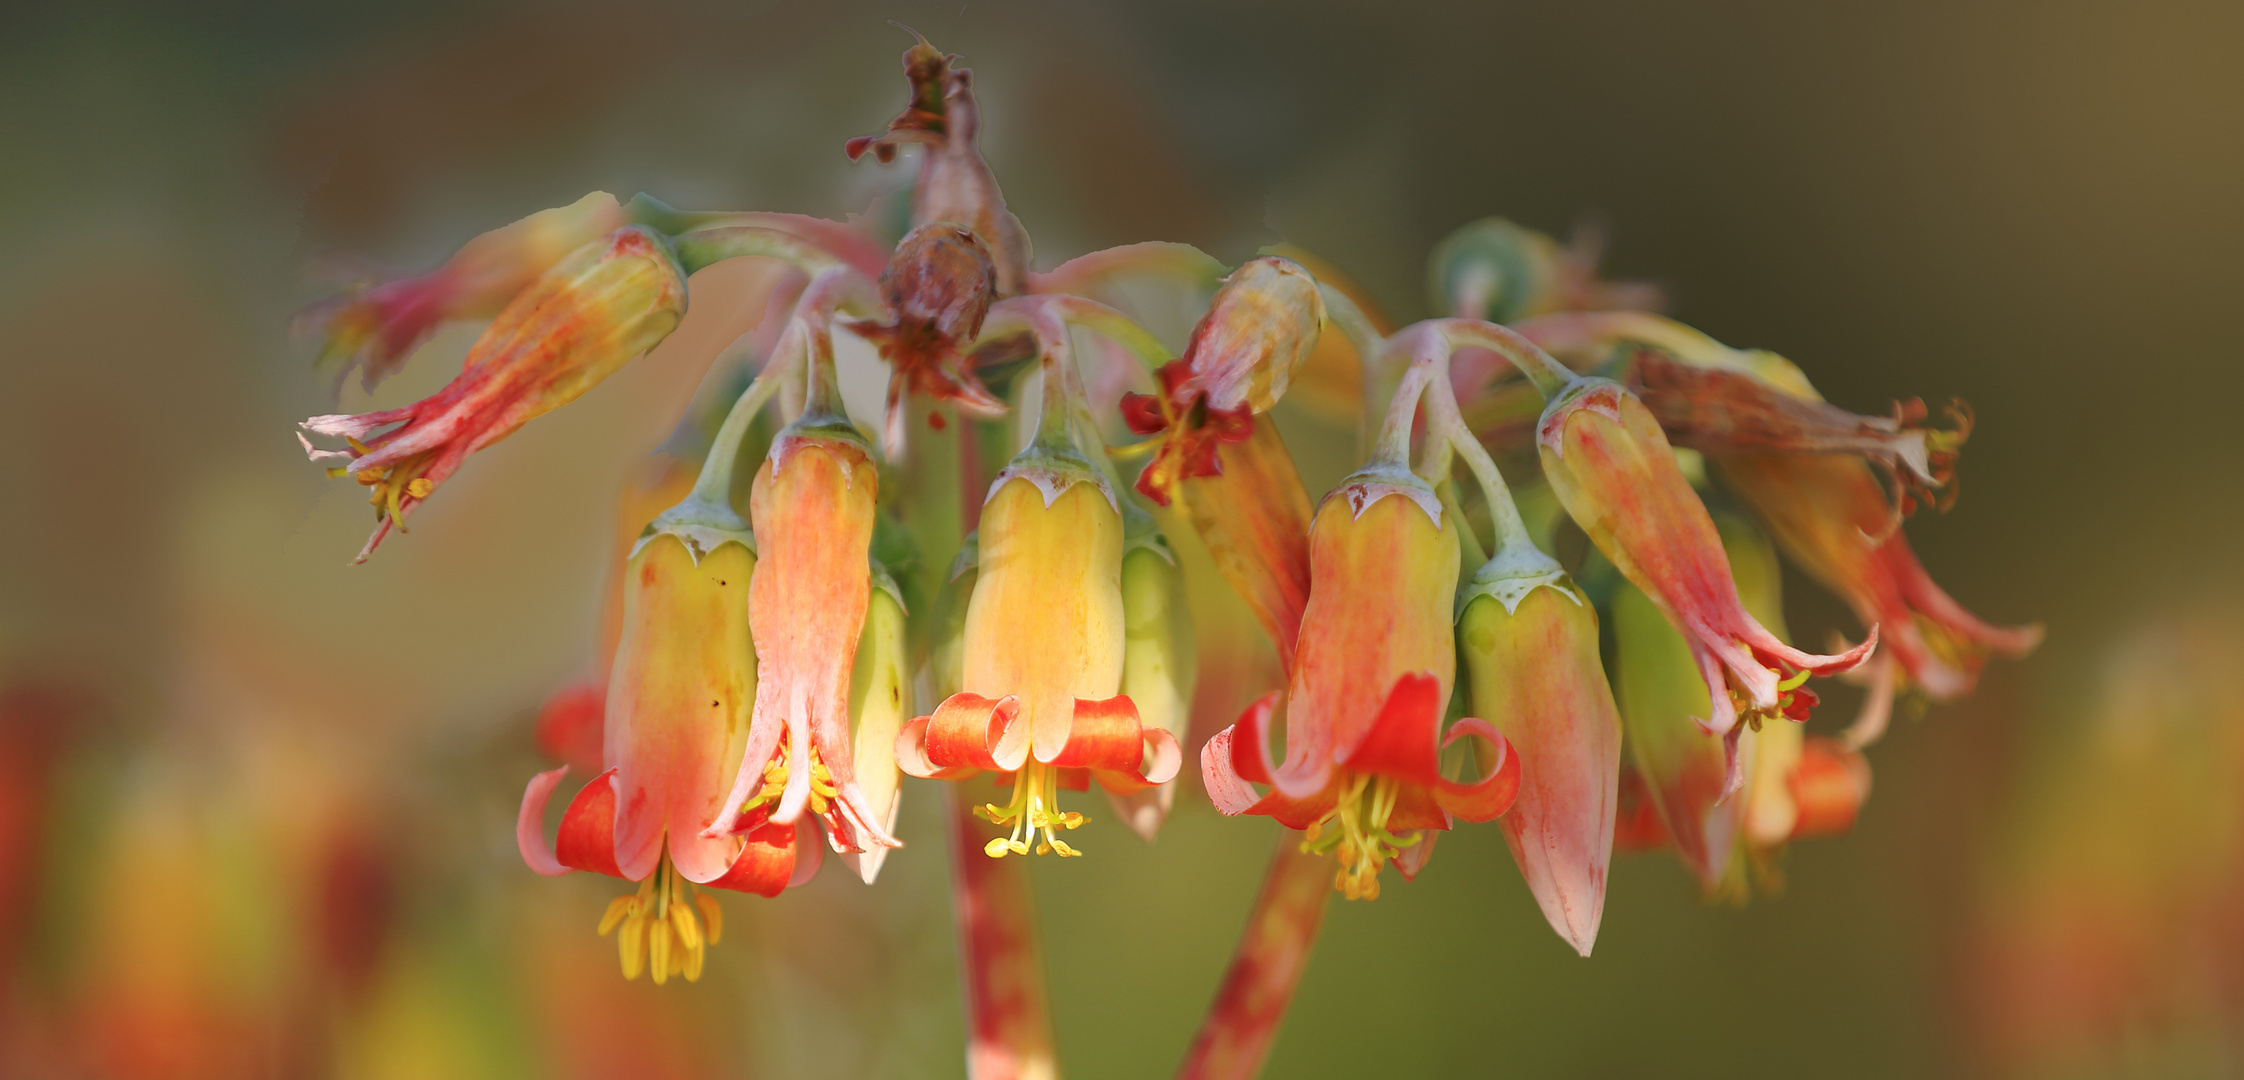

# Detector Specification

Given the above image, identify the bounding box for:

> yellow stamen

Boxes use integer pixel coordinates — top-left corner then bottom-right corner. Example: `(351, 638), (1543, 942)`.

(1300, 773), (1417, 901)
(598, 853), (718, 983)
(976, 764), (1088, 858)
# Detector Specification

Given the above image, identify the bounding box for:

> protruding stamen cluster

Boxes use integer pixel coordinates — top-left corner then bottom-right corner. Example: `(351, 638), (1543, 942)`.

(974, 764), (1087, 858)
(1725, 654), (1817, 734)
(597, 855), (724, 983)
(326, 436), (437, 531)
(1301, 773), (1420, 901)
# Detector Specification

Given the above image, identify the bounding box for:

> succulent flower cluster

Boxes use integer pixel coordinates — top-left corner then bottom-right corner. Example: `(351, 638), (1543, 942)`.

(295, 27), (2038, 1070)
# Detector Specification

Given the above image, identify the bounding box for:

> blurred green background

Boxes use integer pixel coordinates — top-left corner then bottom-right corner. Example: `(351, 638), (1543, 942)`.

(2, 1), (2240, 1077)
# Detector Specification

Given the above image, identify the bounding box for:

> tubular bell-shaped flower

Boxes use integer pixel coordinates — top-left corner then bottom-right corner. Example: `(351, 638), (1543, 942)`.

(298, 191), (629, 391)
(897, 304), (1182, 858)
(517, 529), (800, 984)
(1537, 376), (1876, 794)
(299, 226), (688, 562)
(1459, 563), (1620, 954)
(702, 307), (902, 858)
(1202, 360), (1520, 900)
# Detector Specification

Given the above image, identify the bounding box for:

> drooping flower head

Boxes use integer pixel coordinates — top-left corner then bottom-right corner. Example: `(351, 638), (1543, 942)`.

(518, 527), (803, 983)
(300, 226), (688, 562)
(1537, 376), (1877, 795)
(298, 191), (629, 391)
(1717, 448), (2042, 743)
(897, 336), (1181, 858)
(1203, 467), (1519, 899)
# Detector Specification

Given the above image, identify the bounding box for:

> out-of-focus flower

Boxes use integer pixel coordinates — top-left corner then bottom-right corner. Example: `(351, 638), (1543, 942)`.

(705, 424), (901, 857)
(1612, 574), (1744, 892)
(846, 31), (1032, 295)
(300, 227), (688, 562)
(1538, 377), (1876, 793)
(1457, 566), (1620, 955)
(518, 530), (798, 984)
(1203, 473), (1519, 899)
(1964, 616), (2244, 1077)
(298, 191), (628, 391)
(842, 585), (911, 883)
(1428, 217), (1663, 326)
(1718, 449), (2042, 743)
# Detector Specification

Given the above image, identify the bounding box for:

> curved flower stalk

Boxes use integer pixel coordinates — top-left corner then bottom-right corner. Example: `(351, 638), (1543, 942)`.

(1202, 357), (1521, 900)
(297, 191), (630, 391)
(299, 226), (688, 562)
(898, 299), (1183, 858)
(1511, 310), (2039, 740)
(1396, 321), (1621, 950)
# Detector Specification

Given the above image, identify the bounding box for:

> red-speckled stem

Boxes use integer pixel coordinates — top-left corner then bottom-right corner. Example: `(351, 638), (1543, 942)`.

(947, 780), (1060, 1080)
(1175, 837), (1333, 1080)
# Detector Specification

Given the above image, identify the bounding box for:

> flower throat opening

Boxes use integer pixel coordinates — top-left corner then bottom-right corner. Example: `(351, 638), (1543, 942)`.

(1301, 772), (1419, 901)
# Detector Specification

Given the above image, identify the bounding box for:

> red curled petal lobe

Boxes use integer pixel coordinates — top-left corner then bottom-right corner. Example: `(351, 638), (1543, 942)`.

(1201, 724), (1263, 816)
(555, 768), (626, 879)
(1049, 696), (1146, 774)
(896, 716), (979, 780)
(917, 693), (1029, 773)
(517, 767), (573, 876)
(1120, 392), (1169, 435)
(789, 816), (825, 888)
(1336, 673), (1446, 788)
(1434, 718), (1522, 823)
(703, 821), (797, 897)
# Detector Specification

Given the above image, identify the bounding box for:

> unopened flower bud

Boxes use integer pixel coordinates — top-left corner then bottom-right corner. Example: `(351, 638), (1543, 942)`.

(1110, 533), (1197, 840)
(1458, 572), (1620, 956)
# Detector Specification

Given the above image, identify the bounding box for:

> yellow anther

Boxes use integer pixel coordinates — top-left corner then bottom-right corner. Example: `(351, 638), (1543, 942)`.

(404, 477), (434, 499)
(1050, 838), (1080, 857)
(618, 914), (647, 980)
(325, 466), (349, 480)
(669, 898), (702, 951)
(649, 919), (674, 985)
(597, 895), (636, 936)
(1007, 839), (1030, 855)
(695, 892), (724, 946)
(985, 837), (1014, 858)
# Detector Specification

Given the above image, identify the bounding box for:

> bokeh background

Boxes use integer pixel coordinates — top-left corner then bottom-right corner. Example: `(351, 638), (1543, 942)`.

(3, 1), (2241, 1077)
